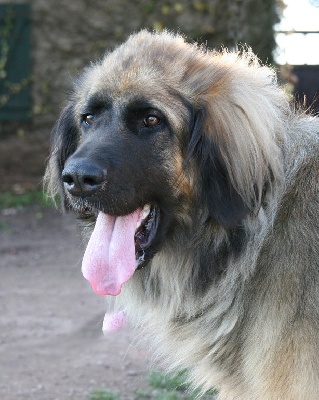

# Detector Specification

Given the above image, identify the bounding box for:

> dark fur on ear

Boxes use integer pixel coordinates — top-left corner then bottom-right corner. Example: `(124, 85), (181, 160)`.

(44, 105), (78, 204)
(188, 108), (250, 229)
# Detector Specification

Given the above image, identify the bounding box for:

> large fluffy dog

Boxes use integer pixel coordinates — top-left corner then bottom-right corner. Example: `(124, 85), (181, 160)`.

(45, 31), (319, 399)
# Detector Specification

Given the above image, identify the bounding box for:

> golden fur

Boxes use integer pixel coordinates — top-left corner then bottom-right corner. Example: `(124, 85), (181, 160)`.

(46, 31), (319, 399)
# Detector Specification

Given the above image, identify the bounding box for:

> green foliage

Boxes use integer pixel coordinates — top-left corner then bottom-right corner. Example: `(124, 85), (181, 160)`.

(0, 190), (52, 209)
(147, 370), (217, 399)
(88, 370), (218, 400)
(88, 389), (120, 400)
(148, 370), (189, 392)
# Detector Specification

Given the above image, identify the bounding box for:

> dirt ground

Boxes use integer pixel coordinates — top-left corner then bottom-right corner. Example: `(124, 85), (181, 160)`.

(0, 205), (151, 400)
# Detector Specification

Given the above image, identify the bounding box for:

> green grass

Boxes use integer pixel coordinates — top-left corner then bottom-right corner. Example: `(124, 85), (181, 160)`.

(0, 189), (53, 209)
(148, 370), (189, 393)
(88, 370), (218, 400)
(88, 389), (120, 400)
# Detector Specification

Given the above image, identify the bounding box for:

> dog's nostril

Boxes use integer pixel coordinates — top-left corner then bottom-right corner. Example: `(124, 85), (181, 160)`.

(62, 174), (75, 185)
(82, 176), (100, 187)
(61, 162), (107, 197)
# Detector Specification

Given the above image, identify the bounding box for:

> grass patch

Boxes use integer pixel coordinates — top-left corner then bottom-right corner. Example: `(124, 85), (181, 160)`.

(0, 190), (53, 209)
(88, 370), (217, 400)
(145, 370), (217, 399)
(88, 389), (120, 400)
(148, 370), (189, 392)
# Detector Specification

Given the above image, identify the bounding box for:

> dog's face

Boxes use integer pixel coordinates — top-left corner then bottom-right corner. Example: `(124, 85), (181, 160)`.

(61, 84), (194, 272)
(49, 34), (202, 295)
(46, 30), (283, 296)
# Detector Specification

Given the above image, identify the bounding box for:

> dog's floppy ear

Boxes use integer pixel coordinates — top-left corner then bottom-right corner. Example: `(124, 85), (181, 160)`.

(188, 108), (250, 228)
(44, 104), (78, 204)
(184, 49), (286, 229)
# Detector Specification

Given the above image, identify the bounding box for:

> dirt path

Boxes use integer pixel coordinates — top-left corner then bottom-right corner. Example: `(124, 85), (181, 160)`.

(0, 206), (150, 400)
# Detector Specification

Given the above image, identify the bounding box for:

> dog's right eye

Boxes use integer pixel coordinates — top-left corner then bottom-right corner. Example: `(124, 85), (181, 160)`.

(82, 114), (94, 126)
(143, 115), (161, 128)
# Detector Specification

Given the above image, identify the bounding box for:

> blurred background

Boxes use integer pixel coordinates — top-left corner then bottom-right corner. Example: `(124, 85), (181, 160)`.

(0, 0), (318, 194)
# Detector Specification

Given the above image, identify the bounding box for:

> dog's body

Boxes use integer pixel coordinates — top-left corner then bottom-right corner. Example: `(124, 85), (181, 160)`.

(45, 31), (319, 399)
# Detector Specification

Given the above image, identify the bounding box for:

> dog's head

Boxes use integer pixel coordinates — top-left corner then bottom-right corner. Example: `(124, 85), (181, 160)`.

(45, 30), (285, 295)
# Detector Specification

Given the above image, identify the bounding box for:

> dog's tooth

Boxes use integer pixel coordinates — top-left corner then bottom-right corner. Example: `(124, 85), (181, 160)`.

(136, 205), (151, 230)
(141, 204), (151, 220)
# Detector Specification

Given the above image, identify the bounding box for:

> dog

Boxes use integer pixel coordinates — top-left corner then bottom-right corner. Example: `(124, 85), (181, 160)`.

(45, 30), (319, 399)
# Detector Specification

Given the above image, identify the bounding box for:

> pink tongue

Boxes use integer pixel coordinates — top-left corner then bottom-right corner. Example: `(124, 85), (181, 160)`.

(82, 210), (142, 296)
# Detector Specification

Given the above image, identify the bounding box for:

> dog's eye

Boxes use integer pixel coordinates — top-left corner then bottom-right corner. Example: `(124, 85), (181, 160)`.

(143, 115), (161, 127)
(83, 114), (94, 126)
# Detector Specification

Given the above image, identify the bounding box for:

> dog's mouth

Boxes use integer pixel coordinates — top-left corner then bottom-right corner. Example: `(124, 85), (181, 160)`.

(81, 204), (161, 296)
(135, 204), (160, 267)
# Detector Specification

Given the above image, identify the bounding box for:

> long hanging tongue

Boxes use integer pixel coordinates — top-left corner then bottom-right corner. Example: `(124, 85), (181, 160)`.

(82, 209), (142, 296)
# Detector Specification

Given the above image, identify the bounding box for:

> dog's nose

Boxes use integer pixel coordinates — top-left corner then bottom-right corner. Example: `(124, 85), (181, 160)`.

(62, 160), (107, 197)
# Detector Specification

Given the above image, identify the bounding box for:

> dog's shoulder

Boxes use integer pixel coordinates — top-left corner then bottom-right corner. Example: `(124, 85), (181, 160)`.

(275, 114), (319, 240)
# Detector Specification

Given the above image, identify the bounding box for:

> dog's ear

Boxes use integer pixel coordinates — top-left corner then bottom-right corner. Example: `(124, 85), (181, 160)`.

(44, 104), (78, 204)
(184, 50), (286, 229)
(188, 108), (252, 229)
